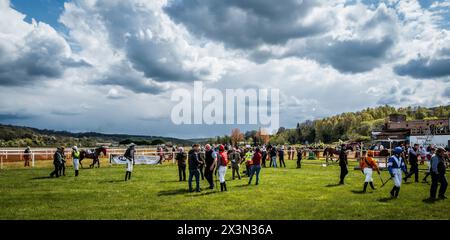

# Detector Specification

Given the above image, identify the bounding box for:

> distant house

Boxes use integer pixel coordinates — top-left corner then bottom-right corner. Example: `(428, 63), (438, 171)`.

(372, 114), (450, 147)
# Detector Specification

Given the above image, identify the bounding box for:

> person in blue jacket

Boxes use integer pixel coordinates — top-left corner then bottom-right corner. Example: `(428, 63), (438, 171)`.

(387, 147), (408, 198)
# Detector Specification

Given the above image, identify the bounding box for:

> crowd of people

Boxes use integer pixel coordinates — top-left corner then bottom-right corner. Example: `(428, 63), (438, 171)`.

(22, 141), (449, 201)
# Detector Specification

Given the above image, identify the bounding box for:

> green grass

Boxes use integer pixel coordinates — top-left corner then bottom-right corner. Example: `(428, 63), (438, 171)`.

(0, 159), (448, 220)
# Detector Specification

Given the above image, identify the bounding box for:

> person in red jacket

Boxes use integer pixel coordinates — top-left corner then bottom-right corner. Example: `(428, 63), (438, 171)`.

(217, 145), (229, 192)
(248, 147), (262, 185)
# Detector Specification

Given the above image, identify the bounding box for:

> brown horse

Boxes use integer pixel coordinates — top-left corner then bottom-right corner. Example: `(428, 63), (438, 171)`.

(79, 146), (107, 168)
(323, 147), (339, 164)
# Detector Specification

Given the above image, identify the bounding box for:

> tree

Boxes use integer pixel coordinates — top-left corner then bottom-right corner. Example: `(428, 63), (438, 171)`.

(255, 128), (270, 145)
(230, 128), (244, 146)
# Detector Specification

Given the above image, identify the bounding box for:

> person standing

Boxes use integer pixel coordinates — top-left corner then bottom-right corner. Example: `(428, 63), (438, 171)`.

(423, 147), (435, 182)
(124, 143), (135, 181)
(359, 151), (380, 193)
(248, 147), (262, 185)
(270, 146), (277, 168)
(204, 144), (217, 189)
(24, 146), (31, 167)
(72, 146), (80, 177)
(296, 147), (303, 168)
(217, 145), (228, 192)
(387, 147), (407, 198)
(338, 145), (348, 185)
(188, 144), (203, 192)
(244, 149), (253, 177)
(278, 146), (286, 168)
(404, 144), (420, 183)
(230, 147), (241, 180)
(430, 147), (448, 200)
(175, 147), (187, 181)
(50, 147), (63, 178)
(261, 146), (267, 168)
(59, 147), (66, 176)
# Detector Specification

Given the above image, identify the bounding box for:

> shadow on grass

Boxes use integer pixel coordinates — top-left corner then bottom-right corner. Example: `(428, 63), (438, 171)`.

(422, 198), (438, 204)
(350, 190), (365, 194)
(325, 183), (342, 187)
(377, 197), (396, 202)
(158, 189), (190, 196)
(234, 184), (251, 188)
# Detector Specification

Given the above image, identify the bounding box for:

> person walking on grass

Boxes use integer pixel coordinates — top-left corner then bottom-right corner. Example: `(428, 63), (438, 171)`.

(359, 150), (380, 193)
(58, 147), (66, 176)
(404, 144), (420, 183)
(296, 147), (302, 168)
(248, 147), (262, 185)
(269, 145), (277, 168)
(204, 144), (217, 189)
(244, 148), (253, 177)
(50, 147), (63, 178)
(217, 145), (229, 192)
(429, 147), (448, 200)
(261, 146), (267, 168)
(278, 146), (286, 168)
(422, 147), (435, 182)
(188, 144), (203, 192)
(24, 146), (31, 167)
(387, 147), (407, 198)
(338, 145), (348, 185)
(175, 147), (187, 181)
(72, 146), (80, 177)
(124, 143), (135, 181)
(230, 147), (242, 180)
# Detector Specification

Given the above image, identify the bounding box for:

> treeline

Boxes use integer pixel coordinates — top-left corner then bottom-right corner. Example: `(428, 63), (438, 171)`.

(0, 124), (192, 147)
(272, 105), (450, 145)
(210, 105), (450, 146)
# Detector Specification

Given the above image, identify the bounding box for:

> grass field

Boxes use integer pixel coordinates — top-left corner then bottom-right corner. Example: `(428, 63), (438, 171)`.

(0, 159), (448, 220)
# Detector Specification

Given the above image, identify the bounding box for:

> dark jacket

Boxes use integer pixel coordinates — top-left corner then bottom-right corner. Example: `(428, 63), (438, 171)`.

(124, 147), (135, 161)
(53, 151), (63, 165)
(339, 150), (348, 167)
(188, 150), (203, 170)
(175, 152), (187, 166)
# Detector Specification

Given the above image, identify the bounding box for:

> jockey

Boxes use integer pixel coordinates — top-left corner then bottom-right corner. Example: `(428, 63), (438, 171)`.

(72, 146), (80, 177)
(359, 150), (380, 193)
(387, 147), (408, 198)
(124, 143), (136, 181)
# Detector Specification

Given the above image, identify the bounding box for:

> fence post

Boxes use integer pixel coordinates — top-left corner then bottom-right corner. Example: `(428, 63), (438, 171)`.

(32, 153), (35, 168)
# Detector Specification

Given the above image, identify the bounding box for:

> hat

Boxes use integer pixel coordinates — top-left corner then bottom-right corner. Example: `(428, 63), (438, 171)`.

(72, 146), (78, 151)
(178, 147), (184, 152)
(394, 147), (403, 154)
(436, 146), (446, 153)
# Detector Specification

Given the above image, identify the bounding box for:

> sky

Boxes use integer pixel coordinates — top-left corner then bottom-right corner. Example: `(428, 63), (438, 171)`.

(0, 0), (449, 139)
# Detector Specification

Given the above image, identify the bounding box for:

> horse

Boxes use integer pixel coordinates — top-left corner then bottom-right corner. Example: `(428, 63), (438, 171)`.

(79, 146), (107, 169)
(323, 147), (340, 164)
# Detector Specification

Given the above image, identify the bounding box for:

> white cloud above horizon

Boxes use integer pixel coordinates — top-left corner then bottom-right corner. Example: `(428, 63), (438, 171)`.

(0, 0), (449, 138)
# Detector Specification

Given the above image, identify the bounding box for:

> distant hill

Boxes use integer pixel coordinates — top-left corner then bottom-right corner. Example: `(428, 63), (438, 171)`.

(0, 124), (193, 147)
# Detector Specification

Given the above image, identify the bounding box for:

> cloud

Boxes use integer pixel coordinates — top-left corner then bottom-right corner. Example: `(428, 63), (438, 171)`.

(106, 88), (126, 100)
(59, 0), (227, 94)
(164, 0), (329, 49)
(394, 57), (450, 79)
(0, 112), (34, 121)
(295, 36), (395, 73)
(0, 1), (89, 86)
(444, 86), (450, 98)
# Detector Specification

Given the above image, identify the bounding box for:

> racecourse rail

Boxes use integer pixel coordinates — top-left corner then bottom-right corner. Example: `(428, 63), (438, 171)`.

(0, 147), (389, 170)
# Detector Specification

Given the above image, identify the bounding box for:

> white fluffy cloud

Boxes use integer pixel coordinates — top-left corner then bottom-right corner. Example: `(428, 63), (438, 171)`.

(0, 0), (449, 138)
(0, 0), (89, 86)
